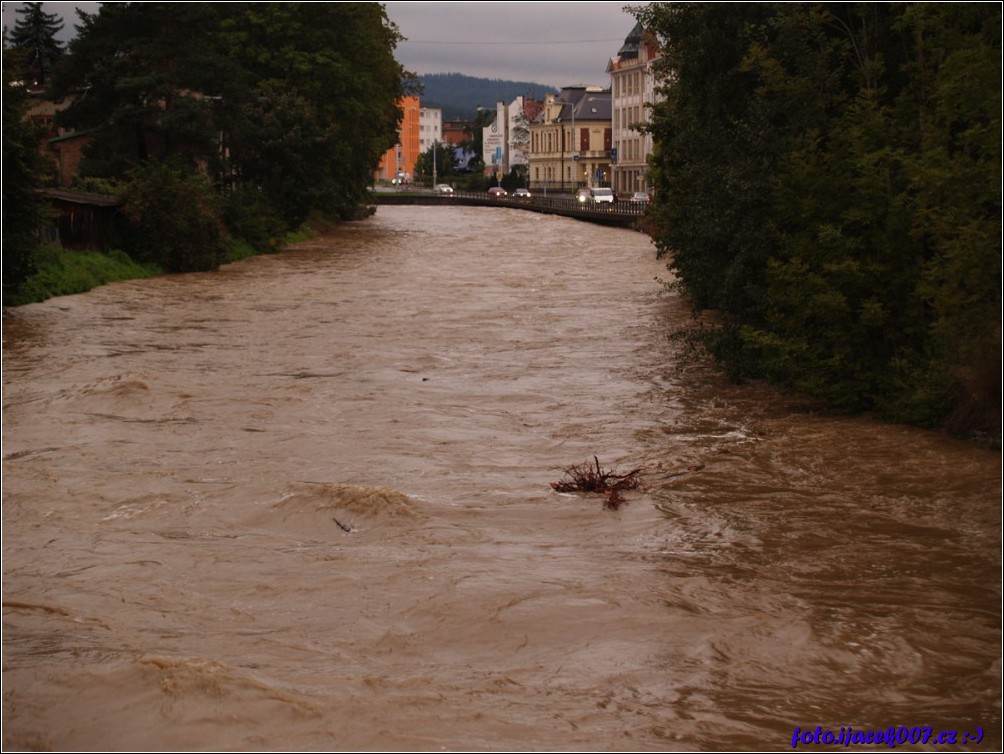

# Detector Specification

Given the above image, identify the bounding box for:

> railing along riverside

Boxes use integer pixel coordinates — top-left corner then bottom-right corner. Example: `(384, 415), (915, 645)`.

(370, 188), (649, 227)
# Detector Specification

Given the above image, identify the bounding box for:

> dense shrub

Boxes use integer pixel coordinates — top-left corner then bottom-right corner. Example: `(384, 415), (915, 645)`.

(120, 162), (227, 273)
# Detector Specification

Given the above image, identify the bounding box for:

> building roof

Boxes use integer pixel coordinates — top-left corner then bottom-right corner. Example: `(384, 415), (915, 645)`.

(38, 188), (120, 207)
(530, 87), (612, 126)
(616, 22), (644, 59)
(570, 90), (612, 122)
(607, 22), (660, 74)
(557, 87), (611, 122)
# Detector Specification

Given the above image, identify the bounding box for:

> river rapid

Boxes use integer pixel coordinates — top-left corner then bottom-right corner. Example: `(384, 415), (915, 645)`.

(3, 206), (1000, 751)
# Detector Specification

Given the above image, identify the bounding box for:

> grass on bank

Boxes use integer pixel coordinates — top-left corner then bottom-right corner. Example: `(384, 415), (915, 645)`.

(5, 244), (161, 307)
(5, 226), (320, 308)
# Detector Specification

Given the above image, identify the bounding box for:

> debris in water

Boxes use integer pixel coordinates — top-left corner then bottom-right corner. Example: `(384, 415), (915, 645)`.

(332, 517), (354, 533)
(550, 456), (644, 510)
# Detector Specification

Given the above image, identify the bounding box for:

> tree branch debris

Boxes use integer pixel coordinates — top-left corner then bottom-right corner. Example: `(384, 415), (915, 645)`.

(550, 456), (645, 510)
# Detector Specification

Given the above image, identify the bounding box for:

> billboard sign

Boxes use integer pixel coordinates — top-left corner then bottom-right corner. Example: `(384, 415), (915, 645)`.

(483, 120), (505, 166)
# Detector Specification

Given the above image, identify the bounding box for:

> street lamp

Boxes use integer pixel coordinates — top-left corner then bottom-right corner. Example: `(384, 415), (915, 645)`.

(571, 95), (576, 190)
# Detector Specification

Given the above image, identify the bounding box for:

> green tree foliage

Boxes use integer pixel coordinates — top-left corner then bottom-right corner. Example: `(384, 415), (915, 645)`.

(6, 1), (64, 87)
(120, 160), (226, 273)
(638, 2), (1001, 436)
(219, 2), (407, 225)
(461, 107), (495, 176)
(2, 48), (47, 297)
(500, 165), (529, 192)
(54, 3), (240, 176)
(51, 2), (408, 240)
(415, 142), (459, 183)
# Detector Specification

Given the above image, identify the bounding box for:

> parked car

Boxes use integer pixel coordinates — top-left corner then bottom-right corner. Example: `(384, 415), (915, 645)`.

(630, 191), (650, 204)
(487, 187), (507, 198)
(512, 188), (531, 200)
(435, 184), (454, 195)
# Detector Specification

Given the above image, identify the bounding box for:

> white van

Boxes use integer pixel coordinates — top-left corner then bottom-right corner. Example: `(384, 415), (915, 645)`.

(588, 187), (615, 204)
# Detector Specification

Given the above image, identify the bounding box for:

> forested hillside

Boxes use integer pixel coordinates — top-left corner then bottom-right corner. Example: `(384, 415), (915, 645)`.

(638, 2), (1000, 439)
(418, 73), (556, 119)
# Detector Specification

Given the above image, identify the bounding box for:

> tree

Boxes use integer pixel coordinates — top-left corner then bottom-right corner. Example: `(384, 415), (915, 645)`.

(2, 47), (48, 296)
(895, 2), (1002, 431)
(221, 2), (408, 225)
(52, 2), (410, 236)
(415, 142), (458, 184)
(6, 1), (64, 88)
(638, 2), (1001, 435)
(120, 160), (226, 273)
(639, 2), (777, 320)
(509, 110), (531, 169)
(461, 107), (495, 176)
(54, 3), (239, 176)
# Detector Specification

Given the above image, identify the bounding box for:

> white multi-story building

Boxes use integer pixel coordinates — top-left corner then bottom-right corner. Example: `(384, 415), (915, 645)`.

(419, 106), (442, 154)
(607, 22), (662, 196)
(482, 96), (545, 178)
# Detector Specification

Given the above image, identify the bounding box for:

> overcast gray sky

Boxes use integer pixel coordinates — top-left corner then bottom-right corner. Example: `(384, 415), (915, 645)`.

(4, 2), (648, 89)
(385, 2), (648, 87)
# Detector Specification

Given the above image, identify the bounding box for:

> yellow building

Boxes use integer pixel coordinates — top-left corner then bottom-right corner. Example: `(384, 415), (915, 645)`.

(376, 96), (421, 184)
(529, 87), (612, 194)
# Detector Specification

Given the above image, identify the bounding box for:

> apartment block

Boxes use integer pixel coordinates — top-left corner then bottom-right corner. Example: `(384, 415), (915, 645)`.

(607, 23), (662, 196)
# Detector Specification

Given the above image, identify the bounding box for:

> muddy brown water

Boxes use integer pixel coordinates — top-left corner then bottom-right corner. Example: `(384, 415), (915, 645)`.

(2, 206), (1000, 751)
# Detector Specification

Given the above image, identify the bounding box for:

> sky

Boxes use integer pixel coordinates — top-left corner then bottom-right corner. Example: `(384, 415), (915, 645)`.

(3, 1), (648, 89)
(384, 2), (648, 88)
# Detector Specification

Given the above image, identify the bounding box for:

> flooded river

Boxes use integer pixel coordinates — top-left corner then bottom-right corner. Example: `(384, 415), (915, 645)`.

(3, 206), (1000, 751)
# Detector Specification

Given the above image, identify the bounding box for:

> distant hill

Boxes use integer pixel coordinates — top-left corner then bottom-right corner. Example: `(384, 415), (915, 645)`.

(417, 73), (558, 121)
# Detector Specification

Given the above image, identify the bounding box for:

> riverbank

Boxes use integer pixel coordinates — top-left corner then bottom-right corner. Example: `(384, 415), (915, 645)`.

(4, 228), (318, 309)
(5, 197), (642, 310)
(3, 244), (161, 308)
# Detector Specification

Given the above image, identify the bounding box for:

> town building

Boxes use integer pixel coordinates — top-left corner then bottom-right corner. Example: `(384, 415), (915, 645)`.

(528, 87), (612, 194)
(482, 101), (508, 179)
(479, 96), (547, 180)
(507, 96), (544, 176)
(375, 95), (420, 184)
(607, 22), (662, 196)
(24, 92), (91, 187)
(442, 117), (469, 146)
(419, 106), (442, 154)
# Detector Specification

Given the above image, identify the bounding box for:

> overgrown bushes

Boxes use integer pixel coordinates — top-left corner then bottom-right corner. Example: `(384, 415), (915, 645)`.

(119, 162), (226, 273)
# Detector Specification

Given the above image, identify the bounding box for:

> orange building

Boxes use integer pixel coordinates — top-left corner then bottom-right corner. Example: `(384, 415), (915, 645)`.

(375, 96), (421, 184)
